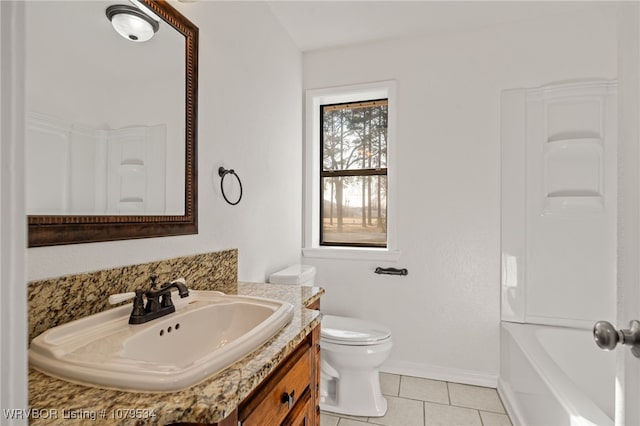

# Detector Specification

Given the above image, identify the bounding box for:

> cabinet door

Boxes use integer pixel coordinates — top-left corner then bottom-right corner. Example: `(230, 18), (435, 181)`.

(239, 344), (311, 426)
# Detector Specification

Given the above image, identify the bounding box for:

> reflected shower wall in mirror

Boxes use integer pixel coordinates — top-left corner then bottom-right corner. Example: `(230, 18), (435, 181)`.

(26, 0), (198, 247)
(26, 1), (184, 216)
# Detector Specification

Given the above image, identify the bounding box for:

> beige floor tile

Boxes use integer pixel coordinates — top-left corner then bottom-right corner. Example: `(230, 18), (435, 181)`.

(321, 375), (514, 426)
(380, 372), (401, 396)
(334, 413), (370, 422)
(447, 383), (505, 413)
(479, 411), (512, 426)
(320, 412), (340, 426)
(338, 418), (370, 426)
(424, 402), (482, 426)
(367, 395), (424, 426)
(400, 376), (449, 404)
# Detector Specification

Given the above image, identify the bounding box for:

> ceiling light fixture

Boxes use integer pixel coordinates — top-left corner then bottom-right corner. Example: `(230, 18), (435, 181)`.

(106, 4), (159, 42)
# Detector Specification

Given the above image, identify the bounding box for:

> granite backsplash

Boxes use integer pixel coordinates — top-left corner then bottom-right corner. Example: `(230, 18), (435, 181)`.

(28, 249), (238, 342)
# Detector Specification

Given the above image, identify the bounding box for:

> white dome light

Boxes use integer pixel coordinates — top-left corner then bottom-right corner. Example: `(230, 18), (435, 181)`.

(106, 5), (159, 42)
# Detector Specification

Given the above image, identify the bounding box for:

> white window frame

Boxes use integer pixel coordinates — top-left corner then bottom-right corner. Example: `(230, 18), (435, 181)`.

(303, 80), (400, 261)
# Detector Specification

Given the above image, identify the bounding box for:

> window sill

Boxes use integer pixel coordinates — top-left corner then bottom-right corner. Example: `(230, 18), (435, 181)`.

(302, 247), (402, 262)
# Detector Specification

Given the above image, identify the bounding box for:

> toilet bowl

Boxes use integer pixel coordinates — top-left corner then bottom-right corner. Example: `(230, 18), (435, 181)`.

(320, 314), (392, 417)
(269, 264), (393, 417)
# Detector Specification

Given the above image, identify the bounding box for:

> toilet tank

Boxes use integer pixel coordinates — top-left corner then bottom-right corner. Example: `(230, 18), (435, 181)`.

(269, 264), (316, 285)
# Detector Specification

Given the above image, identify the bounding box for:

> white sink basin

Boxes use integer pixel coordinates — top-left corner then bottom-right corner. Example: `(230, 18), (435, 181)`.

(29, 290), (294, 392)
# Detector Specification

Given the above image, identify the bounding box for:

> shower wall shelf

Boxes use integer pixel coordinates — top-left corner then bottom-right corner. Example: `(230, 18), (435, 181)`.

(545, 137), (602, 147)
(543, 196), (604, 213)
(543, 136), (604, 214)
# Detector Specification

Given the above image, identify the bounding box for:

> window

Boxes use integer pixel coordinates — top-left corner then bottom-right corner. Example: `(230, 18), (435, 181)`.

(320, 99), (388, 247)
(304, 81), (398, 259)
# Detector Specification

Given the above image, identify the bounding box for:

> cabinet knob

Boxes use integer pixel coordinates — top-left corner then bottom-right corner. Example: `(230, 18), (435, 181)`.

(281, 390), (295, 409)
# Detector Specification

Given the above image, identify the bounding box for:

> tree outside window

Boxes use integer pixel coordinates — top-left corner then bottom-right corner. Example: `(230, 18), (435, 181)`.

(320, 99), (388, 247)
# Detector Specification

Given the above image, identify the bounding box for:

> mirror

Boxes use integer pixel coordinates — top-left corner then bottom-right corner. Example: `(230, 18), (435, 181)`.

(26, 0), (198, 247)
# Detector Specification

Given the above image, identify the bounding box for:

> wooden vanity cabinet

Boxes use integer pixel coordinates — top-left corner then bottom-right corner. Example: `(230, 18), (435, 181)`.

(306, 297), (321, 426)
(306, 298), (320, 311)
(238, 323), (320, 426)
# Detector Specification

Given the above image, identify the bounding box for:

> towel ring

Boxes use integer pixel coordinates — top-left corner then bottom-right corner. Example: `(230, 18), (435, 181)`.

(218, 167), (243, 205)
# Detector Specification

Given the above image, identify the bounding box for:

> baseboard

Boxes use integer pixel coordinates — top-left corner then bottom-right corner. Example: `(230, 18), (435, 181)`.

(381, 359), (498, 388)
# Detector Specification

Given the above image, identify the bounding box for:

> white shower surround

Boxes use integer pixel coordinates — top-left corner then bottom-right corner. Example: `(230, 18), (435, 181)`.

(501, 79), (618, 329)
(500, 78), (618, 425)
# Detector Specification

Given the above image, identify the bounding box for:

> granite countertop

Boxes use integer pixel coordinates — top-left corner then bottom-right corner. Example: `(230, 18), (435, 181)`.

(28, 282), (324, 425)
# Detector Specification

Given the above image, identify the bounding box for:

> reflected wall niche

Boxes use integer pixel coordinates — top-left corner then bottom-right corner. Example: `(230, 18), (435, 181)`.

(26, 0), (198, 247)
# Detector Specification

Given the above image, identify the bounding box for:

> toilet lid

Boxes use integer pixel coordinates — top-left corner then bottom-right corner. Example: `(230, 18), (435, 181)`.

(321, 314), (391, 345)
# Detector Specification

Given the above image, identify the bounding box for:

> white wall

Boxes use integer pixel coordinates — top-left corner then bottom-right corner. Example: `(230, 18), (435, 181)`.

(615, 3), (640, 424)
(303, 6), (618, 384)
(27, 1), (302, 282)
(1, 0), (28, 420)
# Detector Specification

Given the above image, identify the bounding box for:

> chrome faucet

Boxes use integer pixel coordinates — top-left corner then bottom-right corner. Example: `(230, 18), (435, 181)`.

(125, 276), (190, 325)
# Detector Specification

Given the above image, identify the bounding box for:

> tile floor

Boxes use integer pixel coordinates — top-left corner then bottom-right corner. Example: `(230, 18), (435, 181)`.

(320, 373), (512, 426)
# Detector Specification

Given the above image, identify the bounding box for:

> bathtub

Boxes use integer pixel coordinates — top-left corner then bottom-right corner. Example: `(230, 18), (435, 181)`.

(498, 322), (615, 426)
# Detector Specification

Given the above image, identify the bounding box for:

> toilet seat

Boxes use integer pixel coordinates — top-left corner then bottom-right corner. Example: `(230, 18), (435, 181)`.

(321, 314), (391, 346)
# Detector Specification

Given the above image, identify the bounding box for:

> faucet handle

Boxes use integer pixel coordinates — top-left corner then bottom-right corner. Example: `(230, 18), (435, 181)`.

(108, 292), (136, 305)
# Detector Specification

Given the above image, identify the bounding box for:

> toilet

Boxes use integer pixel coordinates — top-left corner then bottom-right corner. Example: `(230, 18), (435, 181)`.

(269, 264), (393, 417)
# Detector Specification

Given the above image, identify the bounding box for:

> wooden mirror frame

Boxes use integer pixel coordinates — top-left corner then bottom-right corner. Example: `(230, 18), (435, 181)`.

(28, 0), (198, 247)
